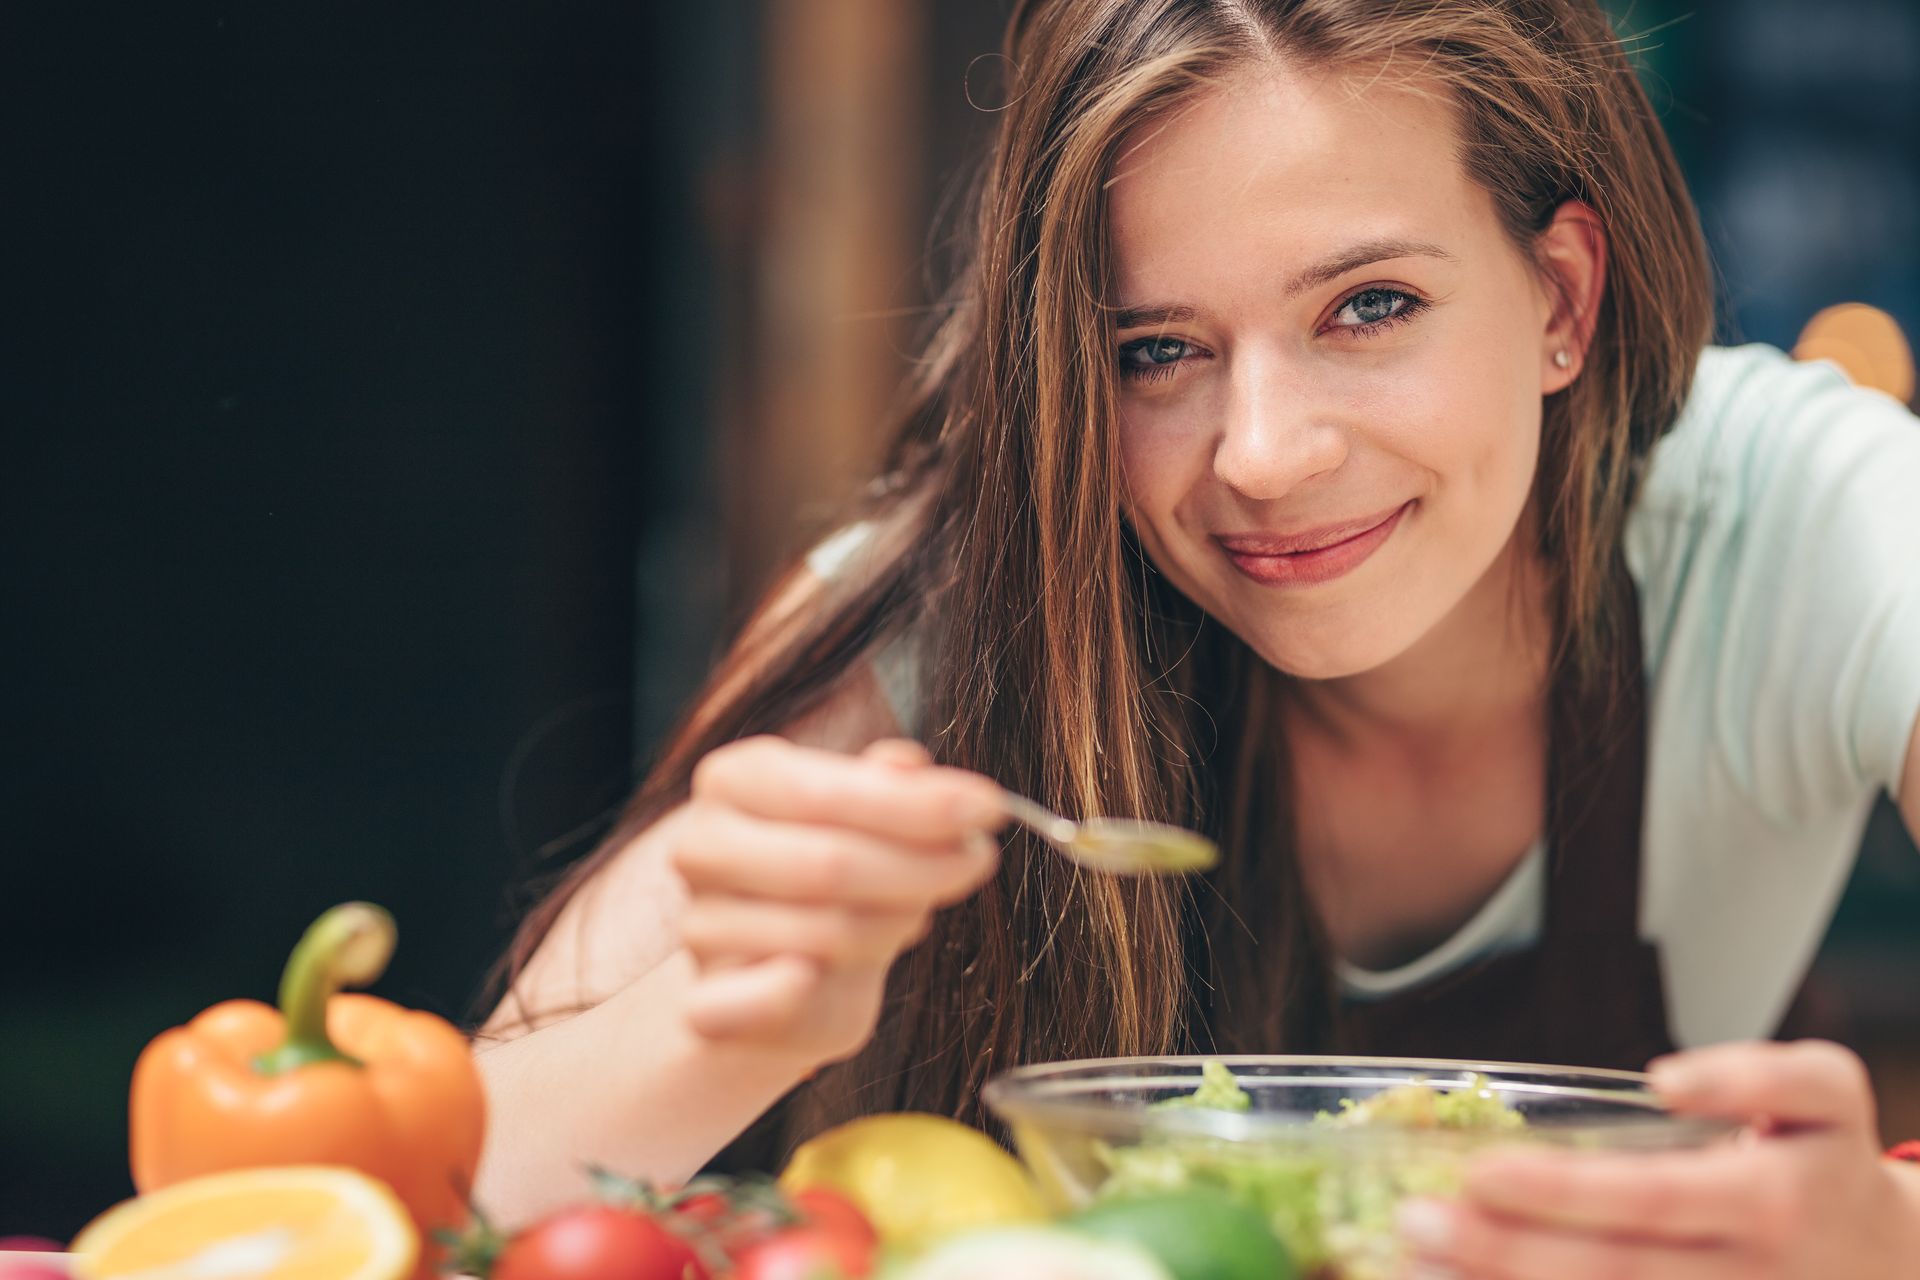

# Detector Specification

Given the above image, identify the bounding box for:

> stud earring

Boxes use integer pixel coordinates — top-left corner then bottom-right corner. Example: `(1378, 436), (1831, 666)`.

(1554, 350), (1572, 369)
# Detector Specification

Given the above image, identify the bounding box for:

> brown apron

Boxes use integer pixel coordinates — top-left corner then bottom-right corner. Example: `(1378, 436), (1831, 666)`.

(1326, 575), (1823, 1069)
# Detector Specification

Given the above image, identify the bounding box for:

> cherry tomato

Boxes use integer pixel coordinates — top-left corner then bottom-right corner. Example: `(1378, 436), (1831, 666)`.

(0, 1265), (70, 1280)
(732, 1223), (874, 1280)
(670, 1192), (733, 1229)
(0, 1263), (70, 1280)
(788, 1188), (877, 1251)
(493, 1204), (709, 1280)
(0, 1240), (70, 1280)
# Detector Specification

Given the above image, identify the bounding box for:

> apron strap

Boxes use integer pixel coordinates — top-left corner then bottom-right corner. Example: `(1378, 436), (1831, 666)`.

(1542, 568), (1649, 944)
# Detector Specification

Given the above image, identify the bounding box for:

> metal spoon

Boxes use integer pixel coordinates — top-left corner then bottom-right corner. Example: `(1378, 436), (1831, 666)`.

(998, 790), (1220, 875)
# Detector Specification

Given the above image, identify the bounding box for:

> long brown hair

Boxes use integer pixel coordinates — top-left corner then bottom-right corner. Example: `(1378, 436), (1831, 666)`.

(493, 0), (1712, 1167)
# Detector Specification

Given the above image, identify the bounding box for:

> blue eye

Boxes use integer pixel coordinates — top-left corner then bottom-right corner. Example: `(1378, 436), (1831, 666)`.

(1118, 335), (1198, 382)
(1128, 336), (1190, 365)
(1329, 287), (1426, 334)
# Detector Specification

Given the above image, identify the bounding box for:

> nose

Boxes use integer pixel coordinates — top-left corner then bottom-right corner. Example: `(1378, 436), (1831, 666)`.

(1212, 347), (1348, 500)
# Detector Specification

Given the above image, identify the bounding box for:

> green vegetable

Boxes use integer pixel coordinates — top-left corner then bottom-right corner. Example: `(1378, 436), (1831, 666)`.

(1069, 1188), (1294, 1280)
(1150, 1060), (1251, 1113)
(1315, 1075), (1526, 1132)
(1100, 1141), (1330, 1272)
(1100, 1062), (1529, 1280)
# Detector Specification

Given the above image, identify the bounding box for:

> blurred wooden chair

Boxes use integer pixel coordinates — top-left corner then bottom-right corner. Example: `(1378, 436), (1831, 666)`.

(1793, 302), (1917, 407)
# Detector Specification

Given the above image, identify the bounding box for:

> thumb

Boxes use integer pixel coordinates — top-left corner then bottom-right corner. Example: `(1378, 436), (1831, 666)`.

(685, 955), (821, 1041)
(1647, 1039), (1877, 1134)
(862, 738), (934, 771)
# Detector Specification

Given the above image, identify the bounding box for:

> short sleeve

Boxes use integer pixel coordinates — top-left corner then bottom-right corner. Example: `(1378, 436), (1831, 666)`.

(804, 521), (929, 738)
(1636, 345), (1920, 820)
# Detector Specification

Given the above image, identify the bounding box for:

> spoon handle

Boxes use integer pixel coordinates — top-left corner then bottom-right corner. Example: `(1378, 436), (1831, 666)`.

(997, 790), (1080, 847)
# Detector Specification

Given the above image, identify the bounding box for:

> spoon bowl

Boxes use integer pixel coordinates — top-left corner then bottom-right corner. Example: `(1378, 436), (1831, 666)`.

(999, 791), (1220, 875)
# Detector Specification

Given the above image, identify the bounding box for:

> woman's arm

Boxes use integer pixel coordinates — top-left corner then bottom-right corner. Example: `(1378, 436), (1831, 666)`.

(470, 591), (939, 1226)
(471, 940), (823, 1226)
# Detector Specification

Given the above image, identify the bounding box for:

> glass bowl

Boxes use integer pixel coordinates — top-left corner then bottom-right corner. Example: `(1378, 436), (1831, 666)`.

(982, 1055), (1739, 1280)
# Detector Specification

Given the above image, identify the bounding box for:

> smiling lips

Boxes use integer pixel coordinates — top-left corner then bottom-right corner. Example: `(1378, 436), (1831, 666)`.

(1215, 501), (1412, 587)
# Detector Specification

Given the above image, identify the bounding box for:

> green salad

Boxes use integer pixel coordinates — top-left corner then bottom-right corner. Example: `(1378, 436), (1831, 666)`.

(1097, 1062), (1526, 1280)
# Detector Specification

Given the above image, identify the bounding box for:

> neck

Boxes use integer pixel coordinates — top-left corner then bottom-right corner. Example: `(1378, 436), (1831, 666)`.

(1289, 527), (1555, 749)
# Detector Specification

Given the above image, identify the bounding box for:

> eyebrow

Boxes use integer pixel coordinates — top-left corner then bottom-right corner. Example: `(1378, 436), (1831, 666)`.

(1112, 237), (1456, 330)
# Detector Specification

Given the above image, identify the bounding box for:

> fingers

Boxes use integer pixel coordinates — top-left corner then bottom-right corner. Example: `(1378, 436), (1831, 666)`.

(675, 736), (1001, 1060)
(862, 738), (935, 769)
(1648, 1040), (1877, 1133)
(681, 895), (932, 968)
(693, 736), (1004, 840)
(670, 805), (999, 910)
(682, 954), (822, 1041)
(1398, 1197), (1749, 1280)
(1460, 1143), (1787, 1244)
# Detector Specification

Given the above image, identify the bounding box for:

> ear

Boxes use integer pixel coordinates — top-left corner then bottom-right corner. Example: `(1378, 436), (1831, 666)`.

(1535, 200), (1608, 395)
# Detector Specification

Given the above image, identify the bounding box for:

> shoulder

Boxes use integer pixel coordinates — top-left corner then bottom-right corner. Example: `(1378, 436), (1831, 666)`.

(1635, 343), (1919, 521)
(704, 551), (913, 750)
(801, 517), (933, 741)
(480, 557), (912, 1039)
(1628, 342), (1920, 638)
(1629, 343), (1920, 817)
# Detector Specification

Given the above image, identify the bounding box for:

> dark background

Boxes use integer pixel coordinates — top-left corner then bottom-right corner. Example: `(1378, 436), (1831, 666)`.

(4, 0), (1916, 1238)
(2, 2), (738, 1229)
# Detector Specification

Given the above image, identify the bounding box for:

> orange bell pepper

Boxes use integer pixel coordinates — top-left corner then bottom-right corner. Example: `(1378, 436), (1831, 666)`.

(129, 903), (486, 1280)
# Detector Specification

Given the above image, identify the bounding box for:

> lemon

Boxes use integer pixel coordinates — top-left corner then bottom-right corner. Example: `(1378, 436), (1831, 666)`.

(71, 1166), (417, 1280)
(780, 1113), (1045, 1248)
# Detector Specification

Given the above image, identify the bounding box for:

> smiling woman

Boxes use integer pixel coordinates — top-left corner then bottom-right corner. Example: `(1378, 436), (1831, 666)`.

(472, 1), (1920, 1273)
(1107, 70), (1561, 675)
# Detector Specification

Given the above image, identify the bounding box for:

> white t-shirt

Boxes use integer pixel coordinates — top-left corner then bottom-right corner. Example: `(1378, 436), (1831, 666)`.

(808, 344), (1920, 1049)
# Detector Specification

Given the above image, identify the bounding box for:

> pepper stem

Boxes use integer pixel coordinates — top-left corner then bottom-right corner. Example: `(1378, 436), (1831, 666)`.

(254, 902), (397, 1076)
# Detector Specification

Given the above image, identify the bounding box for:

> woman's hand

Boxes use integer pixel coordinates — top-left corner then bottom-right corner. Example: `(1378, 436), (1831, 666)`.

(1396, 1040), (1920, 1278)
(667, 736), (1004, 1068)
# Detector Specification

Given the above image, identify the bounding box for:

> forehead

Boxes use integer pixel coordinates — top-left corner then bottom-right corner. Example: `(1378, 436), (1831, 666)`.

(1106, 63), (1493, 302)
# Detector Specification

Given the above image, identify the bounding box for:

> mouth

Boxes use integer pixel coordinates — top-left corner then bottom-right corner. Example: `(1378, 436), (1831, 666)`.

(1214, 501), (1413, 588)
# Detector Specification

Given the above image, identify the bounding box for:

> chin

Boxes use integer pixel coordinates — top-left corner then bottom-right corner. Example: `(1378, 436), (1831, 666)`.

(1226, 599), (1427, 682)
(1252, 632), (1406, 681)
(1155, 545), (1442, 682)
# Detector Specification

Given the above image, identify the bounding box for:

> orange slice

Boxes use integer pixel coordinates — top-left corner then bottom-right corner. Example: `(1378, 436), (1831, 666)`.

(70, 1166), (416, 1280)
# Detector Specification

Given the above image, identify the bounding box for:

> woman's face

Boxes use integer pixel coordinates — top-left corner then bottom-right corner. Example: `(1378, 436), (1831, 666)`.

(1108, 63), (1579, 679)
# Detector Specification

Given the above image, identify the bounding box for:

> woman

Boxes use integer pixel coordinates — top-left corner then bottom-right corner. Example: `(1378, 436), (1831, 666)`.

(475, 0), (1920, 1272)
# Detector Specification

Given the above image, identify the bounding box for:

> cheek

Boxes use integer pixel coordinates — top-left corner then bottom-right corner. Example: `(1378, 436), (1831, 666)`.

(1366, 326), (1542, 506)
(1117, 404), (1208, 530)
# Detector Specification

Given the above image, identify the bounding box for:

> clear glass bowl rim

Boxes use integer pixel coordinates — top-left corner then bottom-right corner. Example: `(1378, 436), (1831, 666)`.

(981, 1053), (1740, 1148)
